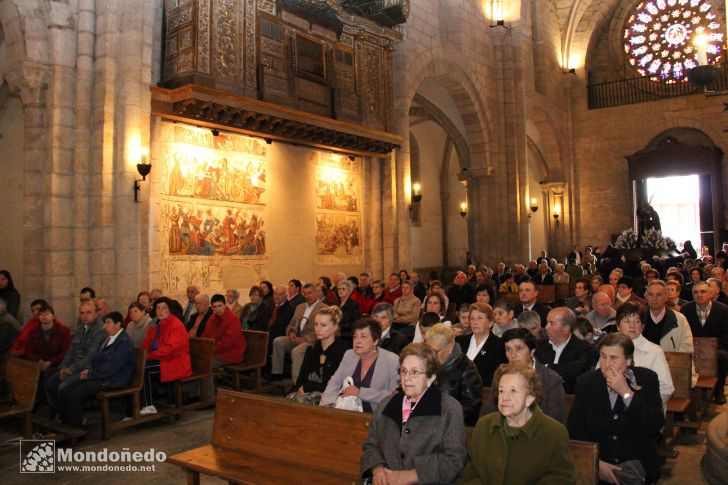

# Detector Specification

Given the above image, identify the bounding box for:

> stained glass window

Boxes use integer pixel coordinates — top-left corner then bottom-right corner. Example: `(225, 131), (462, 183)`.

(624, 0), (724, 83)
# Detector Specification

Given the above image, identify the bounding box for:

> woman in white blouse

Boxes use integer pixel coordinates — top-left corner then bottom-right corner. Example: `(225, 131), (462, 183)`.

(455, 302), (506, 387)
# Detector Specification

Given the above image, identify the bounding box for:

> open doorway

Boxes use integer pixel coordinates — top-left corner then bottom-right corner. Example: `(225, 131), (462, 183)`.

(645, 175), (701, 251)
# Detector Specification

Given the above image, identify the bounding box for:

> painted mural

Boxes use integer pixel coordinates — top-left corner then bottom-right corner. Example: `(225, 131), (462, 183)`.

(312, 152), (362, 264)
(160, 123), (268, 259)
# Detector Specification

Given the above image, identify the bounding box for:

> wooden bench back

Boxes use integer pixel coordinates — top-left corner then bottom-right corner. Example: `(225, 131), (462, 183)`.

(189, 338), (215, 375)
(212, 390), (371, 476)
(497, 292), (520, 304)
(693, 337), (718, 378)
(0, 356), (41, 409)
(569, 440), (599, 485)
(130, 349), (148, 390)
(555, 283), (571, 301)
(537, 285), (555, 303)
(665, 351), (692, 399)
(465, 428), (598, 484)
(241, 330), (268, 367)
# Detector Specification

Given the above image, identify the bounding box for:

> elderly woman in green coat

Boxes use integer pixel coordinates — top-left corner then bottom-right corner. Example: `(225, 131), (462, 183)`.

(460, 363), (576, 484)
(361, 343), (467, 484)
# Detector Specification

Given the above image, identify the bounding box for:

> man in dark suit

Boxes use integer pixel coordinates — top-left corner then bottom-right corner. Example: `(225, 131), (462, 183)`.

(514, 281), (551, 327)
(682, 281), (728, 403)
(534, 261), (554, 285)
(57, 311), (136, 428)
(535, 307), (593, 394)
(568, 333), (665, 484)
(371, 302), (408, 355)
(267, 286), (295, 340)
(567, 244), (583, 265)
(337, 279), (362, 345)
(707, 277), (728, 307)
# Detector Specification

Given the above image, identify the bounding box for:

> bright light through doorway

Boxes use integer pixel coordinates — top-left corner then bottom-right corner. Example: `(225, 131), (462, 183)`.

(646, 175), (701, 251)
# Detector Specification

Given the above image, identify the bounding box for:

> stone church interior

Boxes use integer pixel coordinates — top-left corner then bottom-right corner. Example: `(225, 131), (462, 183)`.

(1, 0), (728, 482)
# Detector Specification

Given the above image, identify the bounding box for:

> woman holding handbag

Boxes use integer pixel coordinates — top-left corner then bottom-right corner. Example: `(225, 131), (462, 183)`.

(320, 318), (399, 413)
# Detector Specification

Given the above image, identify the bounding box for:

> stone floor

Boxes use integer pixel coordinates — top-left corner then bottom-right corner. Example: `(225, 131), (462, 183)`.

(0, 392), (724, 484)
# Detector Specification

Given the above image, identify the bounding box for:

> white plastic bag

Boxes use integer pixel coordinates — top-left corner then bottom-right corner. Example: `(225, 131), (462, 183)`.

(334, 376), (363, 412)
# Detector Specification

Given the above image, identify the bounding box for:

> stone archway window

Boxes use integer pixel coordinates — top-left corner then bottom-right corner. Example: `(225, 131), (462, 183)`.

(624, 0), (723, 83)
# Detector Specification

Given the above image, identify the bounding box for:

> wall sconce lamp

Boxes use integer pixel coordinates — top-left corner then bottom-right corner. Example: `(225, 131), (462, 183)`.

(563, 68), (576, 75)
(552, 203), (561, 227)
(133, 155), (152, 203)
(412, 182), (422, 204)
(489, 0), (509, 29)
(211, 128), (220, 137)
(409, 182), (422, 219)
(528, 197), (538, 218)
(459, 201), (468, 218)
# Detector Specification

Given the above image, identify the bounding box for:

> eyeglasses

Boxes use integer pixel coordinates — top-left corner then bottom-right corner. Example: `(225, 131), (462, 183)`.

(398, 368), (426, 377)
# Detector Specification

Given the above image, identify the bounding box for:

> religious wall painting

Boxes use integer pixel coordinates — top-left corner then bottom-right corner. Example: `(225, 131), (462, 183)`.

(162, 200), (266, 257)
(162, 124), (268, 206)
(313, 152), (360, 212)
(312, 150), (362, 264)
(160, 122), (268, 260)
(315, 213), (362, 264)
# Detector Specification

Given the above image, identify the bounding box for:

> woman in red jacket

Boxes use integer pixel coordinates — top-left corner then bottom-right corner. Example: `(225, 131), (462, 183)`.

(203, 294), (246, 397)
(23, 304), (72, 403)
(140, 297), (192, 415)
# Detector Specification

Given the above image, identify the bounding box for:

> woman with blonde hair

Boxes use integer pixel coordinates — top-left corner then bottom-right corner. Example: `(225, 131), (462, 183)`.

(288, 306), (348, 405)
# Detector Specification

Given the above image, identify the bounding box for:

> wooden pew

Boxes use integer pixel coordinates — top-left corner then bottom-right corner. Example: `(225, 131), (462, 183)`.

(171, 337), (215, 414)
(497, 291), (520, 304)
(0, 356), (41, 438)
(664, 351), (693, 446)
(555, 282), (571, 302)
(96, 349), (168, 440)
(693, 337), (719, 412)
(167, 390), (372, 484)
(224, 330), (273, 392)
(537, 284), (556, 304)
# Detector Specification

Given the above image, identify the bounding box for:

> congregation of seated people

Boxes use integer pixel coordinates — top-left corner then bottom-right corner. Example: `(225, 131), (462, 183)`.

(3, 240), (728, 483)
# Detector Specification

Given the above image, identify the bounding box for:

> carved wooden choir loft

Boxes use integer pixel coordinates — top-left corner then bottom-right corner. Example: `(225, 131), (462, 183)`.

(152, 0), (410, 156)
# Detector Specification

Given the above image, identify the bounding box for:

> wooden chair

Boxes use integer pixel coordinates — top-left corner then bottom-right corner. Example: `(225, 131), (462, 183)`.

(537, 285), (555, 304)
(96, 349), (168, 440)
(224, 330), (273, 392)
(693, 337), (719, 413)
(664, 351), (693, 447)
(555, 283), (571, 302)
(167, 390), (372, 484)
(171, 337), (215, 414)
(0, 356), (41, 438)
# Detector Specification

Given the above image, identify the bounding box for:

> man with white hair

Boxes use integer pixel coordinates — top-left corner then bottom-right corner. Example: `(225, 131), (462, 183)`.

(225, 288), (244, 320)
(584, 292), (617, 332)
(183, 285), (200, 326)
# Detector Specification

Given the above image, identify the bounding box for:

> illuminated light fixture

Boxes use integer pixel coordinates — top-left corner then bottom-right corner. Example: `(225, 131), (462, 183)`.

(412, 182), (422, 204)
(211, 128), (220, 137)
(529, 197), (539, 214)
(489, 0), (508, 29)
(133, 153), (152, 203)
(459, 201), (468, 218)
(553, 203), (561, 227)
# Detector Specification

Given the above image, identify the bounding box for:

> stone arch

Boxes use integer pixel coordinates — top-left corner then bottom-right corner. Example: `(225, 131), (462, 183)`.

(562, 0), (623, 72)
(397, 50), (493, 168)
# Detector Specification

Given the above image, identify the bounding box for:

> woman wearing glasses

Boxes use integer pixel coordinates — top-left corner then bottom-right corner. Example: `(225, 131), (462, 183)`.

(361, 343), (467, 485)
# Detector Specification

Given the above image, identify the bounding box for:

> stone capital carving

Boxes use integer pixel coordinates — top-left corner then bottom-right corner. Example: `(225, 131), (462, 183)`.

(3, 61), (51, 107)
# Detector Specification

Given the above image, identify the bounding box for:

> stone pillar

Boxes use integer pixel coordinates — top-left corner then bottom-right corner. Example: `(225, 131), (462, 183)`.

(5, 63), (53, 314)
